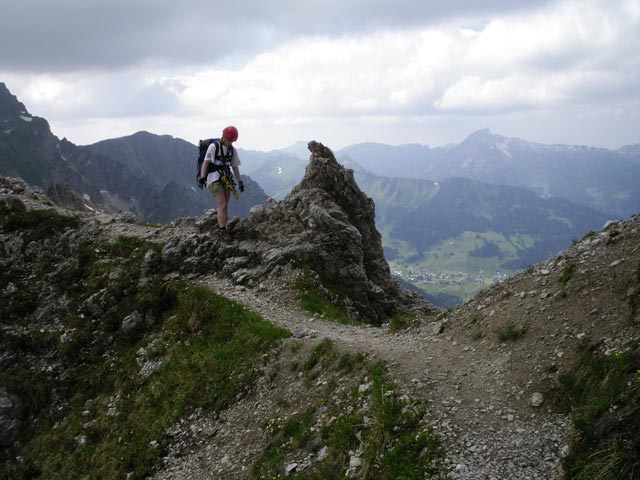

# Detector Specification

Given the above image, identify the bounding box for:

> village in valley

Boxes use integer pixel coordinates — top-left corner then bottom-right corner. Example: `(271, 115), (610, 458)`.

(393, 267), (510, 287)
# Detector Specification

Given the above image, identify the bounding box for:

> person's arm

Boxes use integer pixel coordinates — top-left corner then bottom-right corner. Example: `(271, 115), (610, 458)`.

(201, 160), (210, 180)
(233, 166), (244, 191)
(232, 148), (243, 191)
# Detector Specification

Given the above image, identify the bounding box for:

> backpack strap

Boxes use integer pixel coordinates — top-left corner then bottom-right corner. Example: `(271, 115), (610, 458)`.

(211, 140), (234, 169)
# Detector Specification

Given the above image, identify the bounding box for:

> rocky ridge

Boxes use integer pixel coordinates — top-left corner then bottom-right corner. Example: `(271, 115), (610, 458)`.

(146, 209), (639, 479)
(149, 212), (640, 479)
(1, 140), (639, 479)
(160, 141), (433, 324)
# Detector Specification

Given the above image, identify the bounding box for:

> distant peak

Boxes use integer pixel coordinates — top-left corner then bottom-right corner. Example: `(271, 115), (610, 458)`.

(466, 128), (493, 140)
(0, 82), (29, 118)
(132, 130), (155, 137)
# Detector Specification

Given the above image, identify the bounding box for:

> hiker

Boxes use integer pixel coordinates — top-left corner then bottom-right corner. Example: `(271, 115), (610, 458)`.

(199, 126), (244, 231)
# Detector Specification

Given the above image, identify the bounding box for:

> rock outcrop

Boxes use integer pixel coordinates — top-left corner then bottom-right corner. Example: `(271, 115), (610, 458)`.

(162, 141), (434, 324)
(0, 145), (433, 454)
(1, 140), (433, 328)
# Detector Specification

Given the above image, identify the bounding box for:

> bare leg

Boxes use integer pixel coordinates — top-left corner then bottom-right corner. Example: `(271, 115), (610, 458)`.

(215, 190), (232, 228)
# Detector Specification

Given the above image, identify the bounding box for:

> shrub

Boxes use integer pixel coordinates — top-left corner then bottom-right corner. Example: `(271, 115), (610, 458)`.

(0, 198), (79, 243)
(560, 262), (577, 287)
(389, 313), (420, 331)
(496, 322), (528, 342)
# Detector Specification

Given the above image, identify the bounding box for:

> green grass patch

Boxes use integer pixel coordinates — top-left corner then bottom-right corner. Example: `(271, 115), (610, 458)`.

(470, 326), (485, 341)
(560, 262), (577, 287)
(0, 230), (290, 480)
(293, 266), (359, 325)
(0, 274), (40, 322)
(252, 407), (317, 478)
(0, 197), (79, 244)
(304, 338), (337, 372)
(3, 283), (289, 480)
(557, 338), (640, 479)
(496, 322), (528, 342)
(251, 353), (443, 479)
(388, 312), (421, 332)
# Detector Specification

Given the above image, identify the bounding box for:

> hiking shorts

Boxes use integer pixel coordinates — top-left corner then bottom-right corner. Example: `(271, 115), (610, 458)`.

(208, 181), (230, 197)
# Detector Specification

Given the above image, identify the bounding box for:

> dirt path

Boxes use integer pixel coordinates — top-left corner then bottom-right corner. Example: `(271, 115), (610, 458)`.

(162, 276), (569, 480)
(146, 215), (640, 480)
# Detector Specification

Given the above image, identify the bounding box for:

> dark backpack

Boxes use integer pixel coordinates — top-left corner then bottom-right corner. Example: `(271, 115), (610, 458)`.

(196, 138), (234, 186)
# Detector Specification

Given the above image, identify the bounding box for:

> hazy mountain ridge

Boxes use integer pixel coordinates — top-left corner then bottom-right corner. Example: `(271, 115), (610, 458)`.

(337, 142), (442, 180)
(238, 148), (308, 199)
(337, 128), (640, 218)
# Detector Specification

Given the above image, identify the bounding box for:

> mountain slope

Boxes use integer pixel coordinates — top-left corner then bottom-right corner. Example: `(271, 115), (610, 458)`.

(0, 82), (66, 187)
(0, 83), (268, 223)
(389, 177), (609, 261)
(441, 129), (640, 217)
(337, 129), (640, 218)
(2, 173), (638, 479)
(351, 167), (609, 305)
(87, 130), (196, 187)
(343, 159), (609, 252)
(238, 148), (307, 199)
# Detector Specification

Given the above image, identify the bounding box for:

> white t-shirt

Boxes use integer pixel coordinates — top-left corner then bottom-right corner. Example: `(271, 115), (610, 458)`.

(204, 142), (241, 186)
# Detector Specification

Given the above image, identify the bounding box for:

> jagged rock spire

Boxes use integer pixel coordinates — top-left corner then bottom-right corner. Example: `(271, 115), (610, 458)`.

(163, 141), (435, 325)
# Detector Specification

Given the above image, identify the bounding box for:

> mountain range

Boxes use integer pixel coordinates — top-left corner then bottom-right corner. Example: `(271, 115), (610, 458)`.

(337, 129), (640, 219)
(233, 133), (640, 223)
(233, 130), (639, 304)
(351, 166), (609, 263)
(1, 81), (637, 305)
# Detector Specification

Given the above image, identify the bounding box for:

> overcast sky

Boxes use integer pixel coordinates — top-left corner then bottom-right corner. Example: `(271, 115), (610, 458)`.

(2, 0), (639, 151)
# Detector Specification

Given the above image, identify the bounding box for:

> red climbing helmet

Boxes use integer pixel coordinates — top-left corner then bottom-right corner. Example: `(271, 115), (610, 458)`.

(222, 125), (238, 142)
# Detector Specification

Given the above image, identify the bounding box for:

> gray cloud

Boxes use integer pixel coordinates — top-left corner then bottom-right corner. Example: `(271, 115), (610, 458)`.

(2, 0), (553, 73)
(2, 0), (637, 151)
